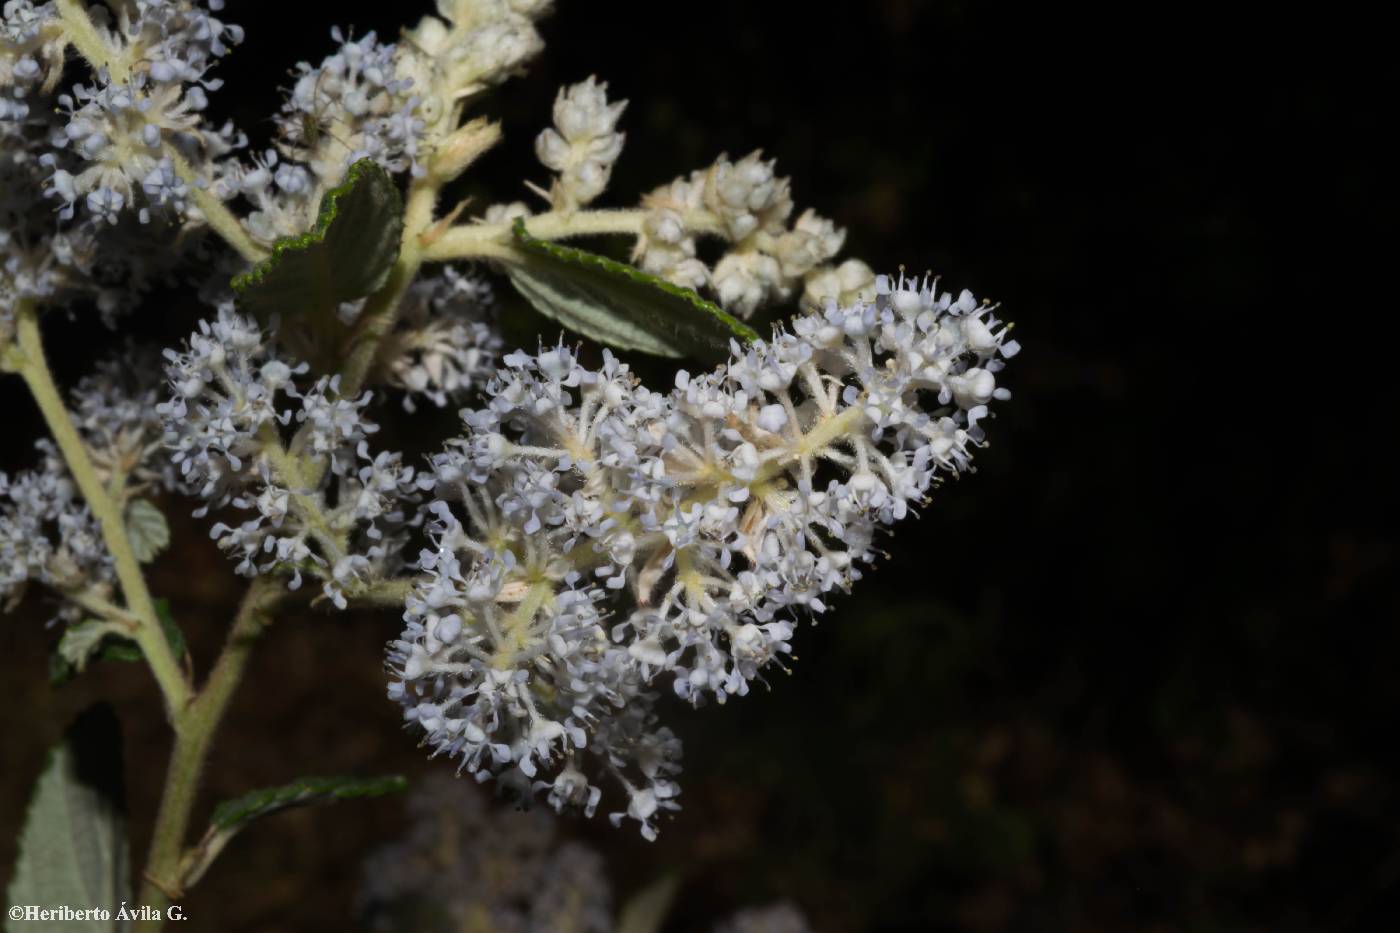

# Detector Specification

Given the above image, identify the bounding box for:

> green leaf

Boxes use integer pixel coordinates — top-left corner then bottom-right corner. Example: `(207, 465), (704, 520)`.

(6, 705), (130, 932)
(231, 159), (404, 318)
(94, 640), (143, 664)
(124, 498), (169, 564)
(48, 600), (185, 687)
(151, 598), (187, 662)
(56, 620), (128, 674)
(48, 648), (76, 687)
(209, 775), (408, 831)
(49, 628), (139, 687)
(504, 218), (759, 358)
(178, 775), (407, 890)
(616, 872), (681, 933)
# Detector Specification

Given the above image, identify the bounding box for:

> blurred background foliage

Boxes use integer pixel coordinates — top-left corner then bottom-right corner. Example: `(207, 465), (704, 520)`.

(1, 1), (1391, 930)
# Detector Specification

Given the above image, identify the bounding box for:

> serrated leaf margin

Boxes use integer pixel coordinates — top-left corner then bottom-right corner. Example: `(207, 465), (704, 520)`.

(510, 217), (760, 349)
(125, 498), (169, 564)
(230, 159), (404, 301)
(209, 775), (408, 830)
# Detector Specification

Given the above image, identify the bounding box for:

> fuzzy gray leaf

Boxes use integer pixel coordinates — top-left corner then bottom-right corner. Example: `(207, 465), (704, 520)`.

(124, 499), (169, 564)
(6, 705), (129, 932)
(56, 621), (127, 674)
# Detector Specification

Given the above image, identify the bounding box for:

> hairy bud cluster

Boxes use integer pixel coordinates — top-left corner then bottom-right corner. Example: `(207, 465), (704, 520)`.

(634, 151), (872, 318)
(228, 0), (553, 244)
(402, 0), (552, 116)
(535, 76), (626, 212)
(388, 273), (1018, 837)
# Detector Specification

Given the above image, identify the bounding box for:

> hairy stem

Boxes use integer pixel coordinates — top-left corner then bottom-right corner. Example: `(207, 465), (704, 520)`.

(344, 576), (420, 608)
(54, 0), (123, 78)
(422, 207), (727, 263)
(135, 577), (282, 929)
(256, 425), (349, 563)
(10, 301), (191, 716)
(166, 148), (266, 263)
(66, 588), (143, 630)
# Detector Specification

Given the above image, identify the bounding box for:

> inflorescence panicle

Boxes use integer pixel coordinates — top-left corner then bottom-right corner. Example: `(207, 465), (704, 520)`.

(388, 273), (1017, 837)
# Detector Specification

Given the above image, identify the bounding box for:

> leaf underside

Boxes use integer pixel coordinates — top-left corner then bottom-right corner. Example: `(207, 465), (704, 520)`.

(505, 217), (760, 358)
(6, 705), (130, 932)
(231, 159), (404, 319)
(49, 599), (186, 686)
(125, 498), (170, 564)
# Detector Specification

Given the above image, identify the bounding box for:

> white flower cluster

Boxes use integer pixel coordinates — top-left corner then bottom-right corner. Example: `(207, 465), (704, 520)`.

(2, 78), (197, 335)
(0, 1), (64, 122)
(226, 29), (421, 245)
(0, 442), (109, 613)
(72, 353), (178, 493)
(278, 30), (422, 176)
(374, 267), (501, 412)
(31, 0), (244, 226)
(5, 0), (1020, 860)
(1, 357), (170, 614)
(535, 76), (626, 212)
(231, 0), (555, 245)
(635, 151), (873, 318)
(157, 307), (420, 607)
(388, 515), (681, 838)
(1, 151), (97, 338)
(389, 273), (1019, 837)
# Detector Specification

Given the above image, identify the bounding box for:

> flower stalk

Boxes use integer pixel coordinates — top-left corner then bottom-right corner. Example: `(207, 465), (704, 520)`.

(135, 577), (281, 929)
(9, 301), (191, 716)
(421, 207), (726, 263)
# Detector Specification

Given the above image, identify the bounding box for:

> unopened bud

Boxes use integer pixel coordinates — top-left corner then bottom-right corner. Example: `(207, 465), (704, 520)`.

(431, 118), (502, 183)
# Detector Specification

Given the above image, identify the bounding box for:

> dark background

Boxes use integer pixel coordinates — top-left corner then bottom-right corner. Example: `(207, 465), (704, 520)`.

(2, 1), (1392, 930)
